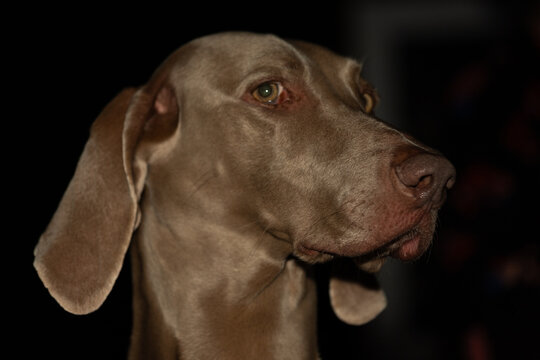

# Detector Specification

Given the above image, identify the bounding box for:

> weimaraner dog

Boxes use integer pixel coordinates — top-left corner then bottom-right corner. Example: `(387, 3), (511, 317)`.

(35, 32), (455, 359)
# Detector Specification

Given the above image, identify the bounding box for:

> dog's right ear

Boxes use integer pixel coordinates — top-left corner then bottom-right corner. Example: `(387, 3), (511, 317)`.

(329, 258), (386, 325)
(34, 76), (179, 315)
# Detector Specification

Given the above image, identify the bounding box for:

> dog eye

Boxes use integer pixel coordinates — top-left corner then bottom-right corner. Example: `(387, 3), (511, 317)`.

(362, 93), (374, 113)
(252, 82), (283, 104)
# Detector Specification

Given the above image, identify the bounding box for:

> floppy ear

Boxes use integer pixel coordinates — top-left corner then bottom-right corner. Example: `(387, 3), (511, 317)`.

(329, 258), (387, 325)
(34, 81), (179, 315)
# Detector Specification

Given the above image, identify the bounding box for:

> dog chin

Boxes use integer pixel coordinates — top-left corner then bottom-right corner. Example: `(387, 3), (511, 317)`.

(390, 231), (426, 261)
(390, 212), (438, 262)
(353, 232), (431, 272)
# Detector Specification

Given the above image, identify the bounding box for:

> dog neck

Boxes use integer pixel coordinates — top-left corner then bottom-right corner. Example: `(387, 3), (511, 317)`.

(127, 196), (319, 359)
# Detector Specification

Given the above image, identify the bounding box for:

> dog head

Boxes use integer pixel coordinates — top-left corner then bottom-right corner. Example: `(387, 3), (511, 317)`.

(34, 33), (454, 326)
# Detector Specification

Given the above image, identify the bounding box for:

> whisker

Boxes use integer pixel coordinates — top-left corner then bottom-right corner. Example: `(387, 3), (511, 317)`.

(237, 220), (261, 231)
(250, 260), (287, 301)
(424, 240), (434, 264)
(245, 222), (272, 261)
(238, 222), (288, 304)
(424, 213), (441, 265)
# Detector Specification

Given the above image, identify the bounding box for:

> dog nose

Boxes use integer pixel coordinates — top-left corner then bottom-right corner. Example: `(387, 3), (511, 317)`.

(394, 153), (456, 207)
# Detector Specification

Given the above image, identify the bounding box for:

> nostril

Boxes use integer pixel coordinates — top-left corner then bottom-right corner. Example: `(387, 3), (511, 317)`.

(395, 155), (437, 188)
(394, 153), (456, 205)
(416, 174), (433, 189)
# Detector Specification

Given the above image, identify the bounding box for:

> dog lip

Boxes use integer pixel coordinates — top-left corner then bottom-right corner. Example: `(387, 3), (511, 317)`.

(292, 207), (433, 264)
(389, 229), (422, 261)
(294, 225), (423, 264)
(295, 243), (335, 263)
(353, 222), (426, 264)
(297, 243), (323, 256)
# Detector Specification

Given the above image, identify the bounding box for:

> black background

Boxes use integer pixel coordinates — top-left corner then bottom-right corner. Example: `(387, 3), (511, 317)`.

(13, 1), (539, 359)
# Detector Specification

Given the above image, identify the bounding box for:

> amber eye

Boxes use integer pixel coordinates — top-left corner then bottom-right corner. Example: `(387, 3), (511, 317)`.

(252, 82), (282, 104)
(362, 93), (374, 113)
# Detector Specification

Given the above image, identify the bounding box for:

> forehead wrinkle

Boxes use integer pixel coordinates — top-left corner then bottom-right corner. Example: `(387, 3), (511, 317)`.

(231, 46), (310, 97)
(243, 40), (309, 77)
(279, 39), (314, 84)
(242, 61), (304, 81)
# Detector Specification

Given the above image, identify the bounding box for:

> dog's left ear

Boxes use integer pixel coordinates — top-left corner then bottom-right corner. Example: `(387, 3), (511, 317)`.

(329, 258), (386, 325)
(33, 70), (179, 315)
